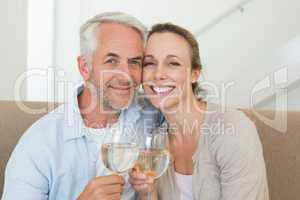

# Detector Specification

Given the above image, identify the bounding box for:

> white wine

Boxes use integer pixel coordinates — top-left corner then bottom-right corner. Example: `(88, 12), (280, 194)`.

(135, 149), (170, 179)
(102, 143), (139, 174)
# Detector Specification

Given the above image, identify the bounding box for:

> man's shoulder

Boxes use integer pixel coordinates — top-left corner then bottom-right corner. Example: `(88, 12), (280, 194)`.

(18, 104), (69, 147)
(4, 104), (76, 190)
(30, 104), (65, 129)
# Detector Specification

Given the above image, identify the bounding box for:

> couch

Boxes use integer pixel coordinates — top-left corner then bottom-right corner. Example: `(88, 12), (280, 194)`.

(0, 100), (299, 199)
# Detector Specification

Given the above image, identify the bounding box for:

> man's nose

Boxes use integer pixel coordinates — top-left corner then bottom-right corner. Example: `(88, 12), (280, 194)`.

(118, 62), (131, 74)
(116, 62), (132, 80)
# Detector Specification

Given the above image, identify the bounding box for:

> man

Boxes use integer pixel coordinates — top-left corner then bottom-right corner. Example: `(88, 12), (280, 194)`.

(2, 12), (158, 200)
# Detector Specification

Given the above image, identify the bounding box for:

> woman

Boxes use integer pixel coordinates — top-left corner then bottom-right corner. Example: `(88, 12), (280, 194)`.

(129, 23), (269, 200)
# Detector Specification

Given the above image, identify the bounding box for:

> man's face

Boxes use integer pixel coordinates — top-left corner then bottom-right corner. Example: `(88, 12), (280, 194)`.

(87, 22), (143, 111)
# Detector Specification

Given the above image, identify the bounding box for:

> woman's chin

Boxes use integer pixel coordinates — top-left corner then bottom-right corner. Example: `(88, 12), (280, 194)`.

(149, 97), (179, 112)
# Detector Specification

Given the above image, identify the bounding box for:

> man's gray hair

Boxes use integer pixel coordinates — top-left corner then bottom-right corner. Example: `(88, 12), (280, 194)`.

(80, 12), (147, 67)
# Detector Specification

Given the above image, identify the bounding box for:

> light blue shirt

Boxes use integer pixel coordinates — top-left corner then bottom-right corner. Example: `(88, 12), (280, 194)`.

(2, 85), (160, 200)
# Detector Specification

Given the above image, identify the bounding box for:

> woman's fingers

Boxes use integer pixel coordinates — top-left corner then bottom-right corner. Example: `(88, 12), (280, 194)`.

(129, 170), (154, 194)
(129, 171), (154, 183)
(134, 183), (154, 193)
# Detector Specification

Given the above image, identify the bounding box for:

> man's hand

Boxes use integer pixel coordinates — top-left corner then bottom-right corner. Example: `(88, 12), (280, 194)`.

(77, 174), (124, 200)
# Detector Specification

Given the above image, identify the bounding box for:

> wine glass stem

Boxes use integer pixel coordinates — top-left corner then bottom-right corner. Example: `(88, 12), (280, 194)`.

(147, 191), (152, 200)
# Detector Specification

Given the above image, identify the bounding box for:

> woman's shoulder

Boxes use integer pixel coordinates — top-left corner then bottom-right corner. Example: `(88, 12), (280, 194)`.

(202, 102), (260, 151)
(205, 102), (251, 125)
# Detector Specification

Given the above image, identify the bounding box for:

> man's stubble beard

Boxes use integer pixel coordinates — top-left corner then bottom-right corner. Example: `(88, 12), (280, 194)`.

(88, 77), (137, 114)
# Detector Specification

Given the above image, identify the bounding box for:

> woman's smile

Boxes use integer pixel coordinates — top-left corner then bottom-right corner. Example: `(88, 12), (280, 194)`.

(150, 85), (176, 96)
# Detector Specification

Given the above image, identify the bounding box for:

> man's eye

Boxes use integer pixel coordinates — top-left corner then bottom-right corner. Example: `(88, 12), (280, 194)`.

(105, 59), (117, 64)
(130, 60), (142, 66)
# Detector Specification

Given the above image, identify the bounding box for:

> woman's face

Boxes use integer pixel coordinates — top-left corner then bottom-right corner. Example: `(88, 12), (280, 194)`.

(143, 32), (199, 110)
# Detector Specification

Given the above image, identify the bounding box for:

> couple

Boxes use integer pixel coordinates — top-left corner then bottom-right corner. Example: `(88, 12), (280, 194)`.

(2, 12), (269, 200)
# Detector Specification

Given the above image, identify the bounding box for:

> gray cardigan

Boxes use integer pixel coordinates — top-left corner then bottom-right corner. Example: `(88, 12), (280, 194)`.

(156, 103), (269, 200)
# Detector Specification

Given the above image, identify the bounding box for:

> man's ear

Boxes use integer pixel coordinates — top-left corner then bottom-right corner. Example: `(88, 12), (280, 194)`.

(191, 67), (200, 83)
(77, 56), (90, 81)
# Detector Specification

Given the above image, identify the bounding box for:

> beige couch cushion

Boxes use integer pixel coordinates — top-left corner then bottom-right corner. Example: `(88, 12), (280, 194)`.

(242, 109), (300, 200)
(0, 101), (299, 199)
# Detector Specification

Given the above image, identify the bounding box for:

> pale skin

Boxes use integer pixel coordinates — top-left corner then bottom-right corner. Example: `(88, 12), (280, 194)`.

(129, 32), (207, 199)
(77, 22), (144, 200)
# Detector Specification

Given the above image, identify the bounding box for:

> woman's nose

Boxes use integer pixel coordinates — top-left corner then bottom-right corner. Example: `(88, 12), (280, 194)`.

(154, 65), (167, 80)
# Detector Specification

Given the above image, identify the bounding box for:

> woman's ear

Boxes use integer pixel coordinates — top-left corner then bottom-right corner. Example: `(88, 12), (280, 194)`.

(191, 67), (200, 83)
(77, 56), (90, 81)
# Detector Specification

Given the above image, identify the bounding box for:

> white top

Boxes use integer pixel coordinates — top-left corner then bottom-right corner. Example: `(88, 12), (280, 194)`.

(175, 172), (194, 200)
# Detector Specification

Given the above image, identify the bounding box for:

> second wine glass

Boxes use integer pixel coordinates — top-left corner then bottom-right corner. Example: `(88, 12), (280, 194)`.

(135, 131), (171, 200)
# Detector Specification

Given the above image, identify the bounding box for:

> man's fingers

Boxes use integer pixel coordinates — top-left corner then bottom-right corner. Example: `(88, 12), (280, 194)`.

(79, 175), (125, 200)
(94, 174), (124, 186)
(92, 183), (123, 199)
(101, 184), (124, 195)
(106, 193), (122, 200)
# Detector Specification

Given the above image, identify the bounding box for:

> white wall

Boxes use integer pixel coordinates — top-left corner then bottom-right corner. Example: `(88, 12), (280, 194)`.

(3, 0), (299, 110)
(53, 0), (80, 83)
(253, 36), (300, 110)
(50, 0), (81, 103)
(79, 0), (242, 28)
(26, 0), (81, 102)
(26, 0), (55, 102)
(253, 83), (300, 111)
(198, 0), (300, 109)
(0, 0), (27, 100)
(287, 85), (300, 110)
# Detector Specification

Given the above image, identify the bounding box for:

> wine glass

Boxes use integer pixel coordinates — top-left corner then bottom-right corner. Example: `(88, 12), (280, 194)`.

(134, 131), (171, 199)
(101, 123), (140, 175)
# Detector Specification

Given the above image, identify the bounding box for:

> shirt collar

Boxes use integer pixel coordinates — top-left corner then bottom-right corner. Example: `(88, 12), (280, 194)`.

(62, 83), (142, 142)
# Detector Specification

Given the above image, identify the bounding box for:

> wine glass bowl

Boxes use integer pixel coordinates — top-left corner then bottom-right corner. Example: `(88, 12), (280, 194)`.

(101, 142), (139, 175)
(101, 122), (140, 175)
(134, 148), (170, 179)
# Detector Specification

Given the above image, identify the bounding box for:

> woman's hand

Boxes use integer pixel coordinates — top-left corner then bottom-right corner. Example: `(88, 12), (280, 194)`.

(128, 167), (157, 200)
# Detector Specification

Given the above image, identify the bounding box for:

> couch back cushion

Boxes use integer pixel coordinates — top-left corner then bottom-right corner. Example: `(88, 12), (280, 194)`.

(242, 109), (300, 200)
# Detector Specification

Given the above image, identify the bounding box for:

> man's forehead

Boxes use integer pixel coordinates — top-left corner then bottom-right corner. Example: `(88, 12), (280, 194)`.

(97, 22), (143, 41)
(104, 52), (143, 60)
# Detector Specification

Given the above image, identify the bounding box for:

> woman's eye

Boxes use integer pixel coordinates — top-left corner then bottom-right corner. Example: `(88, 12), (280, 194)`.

(169, 62), (180, 66)
(143, 62), (155, 67)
